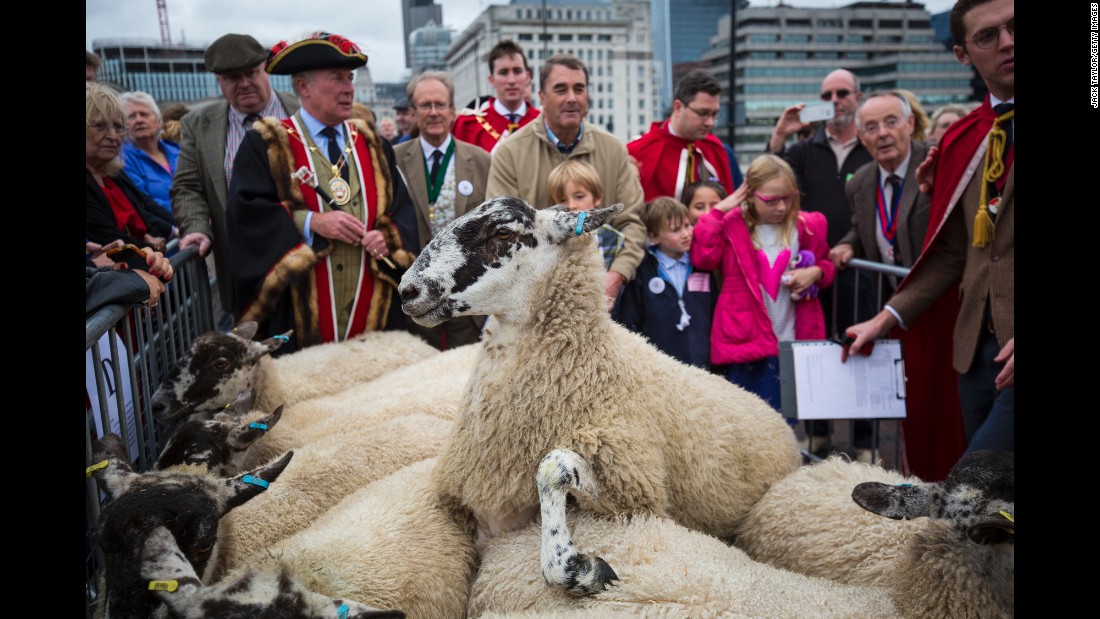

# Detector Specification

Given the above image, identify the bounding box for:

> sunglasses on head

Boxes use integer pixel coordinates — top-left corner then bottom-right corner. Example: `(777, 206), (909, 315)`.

(820, 89), (851, 101)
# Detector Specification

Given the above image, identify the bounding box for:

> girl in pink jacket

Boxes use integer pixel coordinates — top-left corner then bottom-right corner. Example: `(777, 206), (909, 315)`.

(691, 155), (835, 411)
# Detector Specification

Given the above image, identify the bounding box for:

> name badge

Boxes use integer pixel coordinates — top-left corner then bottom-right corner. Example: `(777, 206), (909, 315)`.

(458, 180), (474, 196)
(648, 277), (666, 294)
(687, 272), (710, 293)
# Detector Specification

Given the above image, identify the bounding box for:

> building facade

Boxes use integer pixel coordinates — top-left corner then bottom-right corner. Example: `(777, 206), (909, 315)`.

(409, 20), (456, 74)
(402, 0), (444, 69)
(700, 2), (975, 166)
(650, 0), (739, 116)
(445, 0), (658, 143)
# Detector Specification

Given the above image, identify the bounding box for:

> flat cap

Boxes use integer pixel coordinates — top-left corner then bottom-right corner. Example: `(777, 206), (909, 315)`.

(394, 97), (410, 111)
(205, 34), (268, 74)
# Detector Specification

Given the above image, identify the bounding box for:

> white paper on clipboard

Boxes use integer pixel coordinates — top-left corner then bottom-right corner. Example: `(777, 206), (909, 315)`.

(780, 340), (906, 420)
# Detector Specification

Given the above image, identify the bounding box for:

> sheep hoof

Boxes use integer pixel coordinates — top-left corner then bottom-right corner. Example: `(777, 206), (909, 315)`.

(560, 553), (619, 596)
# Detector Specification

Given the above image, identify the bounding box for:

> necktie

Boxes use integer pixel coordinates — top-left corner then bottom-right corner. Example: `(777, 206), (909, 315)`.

(885, 174), (901, 206)
(243, 113), (261, 130)
(507, 113), (519, 124)
(429, 149), (443, 185)
(320, 126), (348, 182)
(993, 102), (1013, 153)
(885, 174), (902, 264)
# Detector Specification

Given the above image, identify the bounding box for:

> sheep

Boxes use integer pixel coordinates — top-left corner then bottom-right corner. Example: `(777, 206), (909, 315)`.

(214, 413), (454, 574)
(230, 340), (480, 471)
(246, 458), (478, 619)
(87, 433), (294, 619)
(150, 321), (439, 422)
(734, 451), (1014, 618)
(154, 388), (286, 476)
(398, 196), (801, 594)
(140, 525), (405, 619)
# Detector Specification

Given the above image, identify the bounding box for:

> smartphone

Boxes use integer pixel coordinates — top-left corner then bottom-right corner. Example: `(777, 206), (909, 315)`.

(799, 102), (835, 124)
(107, 244), (150, 271)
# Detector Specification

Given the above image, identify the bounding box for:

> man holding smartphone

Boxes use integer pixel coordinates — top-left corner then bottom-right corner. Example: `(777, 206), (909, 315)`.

(764, 68), (875, 458)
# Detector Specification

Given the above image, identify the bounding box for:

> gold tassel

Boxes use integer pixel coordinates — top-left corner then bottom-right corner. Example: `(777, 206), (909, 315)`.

(973, 108), (1014, 248)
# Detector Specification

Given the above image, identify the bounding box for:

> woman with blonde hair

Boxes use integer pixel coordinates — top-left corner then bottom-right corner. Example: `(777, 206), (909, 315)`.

(86, 83), (175, 250)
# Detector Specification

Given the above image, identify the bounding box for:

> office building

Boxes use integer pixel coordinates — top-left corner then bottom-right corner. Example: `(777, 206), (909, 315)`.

(409, 20), (456, 74)
(402, 0), (444, 68)
(651, 0), (741, 115)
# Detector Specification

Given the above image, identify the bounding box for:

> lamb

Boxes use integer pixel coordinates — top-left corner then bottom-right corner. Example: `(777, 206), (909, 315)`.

(214, 413), (454, 574)
(150, 321), (439, 421)
(398, 196), (801, 594)
(734, 451), (1014, 617)
(140, 526), (404, 619)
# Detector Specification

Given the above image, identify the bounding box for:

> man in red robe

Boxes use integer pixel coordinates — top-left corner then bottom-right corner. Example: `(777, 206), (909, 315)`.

(627, 70), (734, 203)
(452, 40), (540, 154)
(846, 0), (1014, 476)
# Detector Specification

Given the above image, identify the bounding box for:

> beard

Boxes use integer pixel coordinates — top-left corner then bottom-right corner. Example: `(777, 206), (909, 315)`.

(827, 110), (855, 132)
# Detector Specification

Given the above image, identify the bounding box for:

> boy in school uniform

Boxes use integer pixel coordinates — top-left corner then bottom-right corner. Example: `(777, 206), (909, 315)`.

(616, 197), (714, 368)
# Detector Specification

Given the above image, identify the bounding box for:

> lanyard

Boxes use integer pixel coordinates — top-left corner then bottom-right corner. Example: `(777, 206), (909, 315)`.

(422, 140), (456, 204)
(875, 172), (904, 244)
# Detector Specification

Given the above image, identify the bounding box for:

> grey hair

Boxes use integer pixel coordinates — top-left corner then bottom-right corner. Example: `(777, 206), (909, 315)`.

(855, 91), (912, 130)
(119, 91), (162, 123)
(407, 71), (455, 107)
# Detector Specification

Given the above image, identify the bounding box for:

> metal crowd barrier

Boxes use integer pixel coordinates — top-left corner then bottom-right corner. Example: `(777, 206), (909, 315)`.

(84, 243), (213, 618)
(804, 257), (912, 471)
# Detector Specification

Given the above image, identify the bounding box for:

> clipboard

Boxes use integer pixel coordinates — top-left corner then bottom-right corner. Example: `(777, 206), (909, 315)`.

(779, 339), (907, 420)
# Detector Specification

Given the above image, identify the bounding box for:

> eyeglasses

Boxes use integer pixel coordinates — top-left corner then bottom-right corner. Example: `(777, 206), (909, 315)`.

(753, 192), (793, 206)
(415, 101), (451, 112)
(683, 103), (720, 120)
(89, 121), (126, 135)
(860, 116), (903, 135)
(820, 89), (851, 101)
(969, 18), (1013, 49)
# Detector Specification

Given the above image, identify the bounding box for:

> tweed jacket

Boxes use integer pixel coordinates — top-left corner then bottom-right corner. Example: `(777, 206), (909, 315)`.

(394, 137), (491, 253)
(890, 164), (1014, 374)
(486, 117), (646, 282)
(839, 140), (932, 268)
(170, 91), (299, 313)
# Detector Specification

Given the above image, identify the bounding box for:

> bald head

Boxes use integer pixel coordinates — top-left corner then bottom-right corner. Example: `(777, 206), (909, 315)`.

(820, 69), (861, 132)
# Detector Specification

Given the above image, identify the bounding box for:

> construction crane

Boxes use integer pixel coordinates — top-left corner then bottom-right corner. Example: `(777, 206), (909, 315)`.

(157, 0), (172, 46)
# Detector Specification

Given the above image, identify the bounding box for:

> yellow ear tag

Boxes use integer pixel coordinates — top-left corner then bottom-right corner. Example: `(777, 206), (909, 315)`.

(998, 510), (1013, 523)
(148, 580), (179, 592)
(86, 460), (109, 478)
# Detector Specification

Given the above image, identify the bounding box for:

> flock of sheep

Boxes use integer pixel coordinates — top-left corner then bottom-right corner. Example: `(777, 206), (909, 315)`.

(88, 197), (1014, 618)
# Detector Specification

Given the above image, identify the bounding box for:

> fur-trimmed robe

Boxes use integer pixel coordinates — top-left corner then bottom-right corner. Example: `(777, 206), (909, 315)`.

(227, 115), (417, 353)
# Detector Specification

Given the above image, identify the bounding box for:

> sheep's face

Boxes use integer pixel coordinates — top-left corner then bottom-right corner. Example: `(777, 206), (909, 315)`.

(399, 196), (621, 326)
(151, 322), (288, 421)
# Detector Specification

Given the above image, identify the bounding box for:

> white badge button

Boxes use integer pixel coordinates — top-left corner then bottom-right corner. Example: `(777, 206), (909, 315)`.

(648, 277), (666, 294)
(458, 180), (474, 196)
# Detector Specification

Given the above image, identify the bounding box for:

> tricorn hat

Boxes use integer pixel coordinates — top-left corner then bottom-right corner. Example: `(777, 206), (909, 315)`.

(205, 33), (268, 74)
(266, 31), (368, 75)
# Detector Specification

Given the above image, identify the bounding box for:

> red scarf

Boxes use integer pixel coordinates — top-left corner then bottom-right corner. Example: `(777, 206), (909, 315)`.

(101, 177), (148, 239)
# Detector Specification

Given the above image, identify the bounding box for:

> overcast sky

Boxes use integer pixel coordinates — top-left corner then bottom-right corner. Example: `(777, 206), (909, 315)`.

(86, 0), (956, 84)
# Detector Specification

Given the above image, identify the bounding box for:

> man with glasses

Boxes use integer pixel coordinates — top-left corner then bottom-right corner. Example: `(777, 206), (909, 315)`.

(226, 31), (417, 354)
(765, 68), (875, 458)
(847, 0), (1014, 457)
(394, 71), (491, 350)
(172, 33), (299, 332)
(628, 70), (735, 202)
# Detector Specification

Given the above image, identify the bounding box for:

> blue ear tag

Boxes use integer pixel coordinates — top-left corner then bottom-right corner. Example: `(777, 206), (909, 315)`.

(273, 334), (290, 343)
(337, 604), (349, 619)
(249, 422), (269, 431)
(575, 210), (587, 235)
(241, 474), (269, 489)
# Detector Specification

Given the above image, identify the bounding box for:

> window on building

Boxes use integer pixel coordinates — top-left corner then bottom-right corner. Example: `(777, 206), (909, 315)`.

(597, 83), (603, 93)
(880, 19), (903, 29)
(567, 10), (572, 19)
(608, 99), (613, 109)
(519, 33), (533, 41)
(638, 98), (644, 110)
(639, 114), (645, 125)
(598, 99), (603, 109)
(784, 34), (809, 43)
(785, 52), (808, 59)
(527, 9), (532, 19)
(906, 35), (932, 43)
(598, 34), (612, 42)
(597, 49), (603, 61)
(816, 52), (838, 59)
(597, 66), (603, 76)
(637, 66), (644, 77)
(516, 9), (521, 19)
(608, 83), (613, 93)
(750, 34), (778, 43)
(816, 34), (840, 43)
(846, 35), (863, 43)
(561, 34), (573, 42)
(850, 19), (873, 28)
(786, 19), (811, 27)
(539, 34), (552, 42)
(608, 65), (612, 76)
(528, 50), (534, 59)
(909, 20), (931, 29)
(637, 81), (644, 93)
(556, 10), (562, 20)
(587, 10), (592, 20)
(579, 34), (592, 41)
(818, 19), (842, 28)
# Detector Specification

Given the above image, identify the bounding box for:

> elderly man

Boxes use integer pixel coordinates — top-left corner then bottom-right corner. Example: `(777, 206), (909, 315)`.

(226, 31), (417, 354)
(171, 34), (299, 331)
(848, 0), (1014, 456)
(486, 53), (645, 306)
(392, 97), (414, 145)
(395, 71), (491, 350)
(452, 39), (540, 153)
(830, 92), (932, 275)
(627, 70), (734, 202)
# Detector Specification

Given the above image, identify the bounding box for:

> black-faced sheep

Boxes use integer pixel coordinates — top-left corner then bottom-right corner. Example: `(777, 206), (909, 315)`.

(734, 450), (1014, 618)
(398, 196), (801, 594)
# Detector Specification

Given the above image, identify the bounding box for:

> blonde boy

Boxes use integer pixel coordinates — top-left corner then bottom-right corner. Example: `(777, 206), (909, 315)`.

(547, 159), (624, 271)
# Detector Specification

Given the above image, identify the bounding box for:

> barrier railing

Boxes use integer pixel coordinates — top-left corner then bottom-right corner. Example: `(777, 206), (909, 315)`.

(84, 244), (213, 618)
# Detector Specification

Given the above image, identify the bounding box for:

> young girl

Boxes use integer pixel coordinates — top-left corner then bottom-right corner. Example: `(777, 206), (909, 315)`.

(691, 155), (834, 411)
(682, 180), (728, 225)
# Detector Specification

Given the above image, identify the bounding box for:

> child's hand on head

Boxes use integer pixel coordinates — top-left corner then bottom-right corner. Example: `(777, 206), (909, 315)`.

(715, 184), (748, 213)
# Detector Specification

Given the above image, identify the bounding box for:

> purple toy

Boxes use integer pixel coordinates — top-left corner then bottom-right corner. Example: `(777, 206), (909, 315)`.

(787, 250), (819, 301)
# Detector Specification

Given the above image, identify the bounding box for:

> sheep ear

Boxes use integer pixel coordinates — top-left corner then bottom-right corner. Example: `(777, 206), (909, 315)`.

(967, 512), (1014, 545)
(141, 525), (201, 591)
(89, 433), (138, 500)
(227, 405), (284, 450)
(257, 329), (293, 354)
(220, 450), (294, 514)
(232, 321), (260, 340)
(546, 203), (624, 244)
(851, 481), (932, 520)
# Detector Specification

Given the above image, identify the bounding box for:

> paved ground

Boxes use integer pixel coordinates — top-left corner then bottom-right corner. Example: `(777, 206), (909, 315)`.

(793, 418), (903, 471)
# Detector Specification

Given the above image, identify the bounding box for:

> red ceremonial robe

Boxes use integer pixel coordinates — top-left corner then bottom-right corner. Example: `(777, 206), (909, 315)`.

(452, 97), (540, 154)
(891, 96), (1011, 481)
(627, 121), (735, 203)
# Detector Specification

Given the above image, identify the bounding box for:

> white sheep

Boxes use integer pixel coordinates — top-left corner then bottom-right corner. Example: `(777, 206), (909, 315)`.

(214, 413), (454, 574)
(247, 458), (478, 619)
(734, 451), (1014, 617)
(398, 196), (801, 594)
(150, 321), (439, 422)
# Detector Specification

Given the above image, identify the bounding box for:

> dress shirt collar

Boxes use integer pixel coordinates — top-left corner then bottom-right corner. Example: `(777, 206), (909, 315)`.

(493, 98), (527, 119)
(878, 148), (913, 182)
(227, 91), (284, 127)
(297, 107), (345, 148)
(419, 134), (452, 160)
